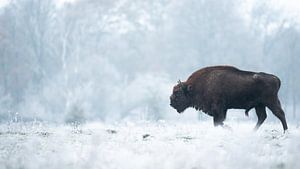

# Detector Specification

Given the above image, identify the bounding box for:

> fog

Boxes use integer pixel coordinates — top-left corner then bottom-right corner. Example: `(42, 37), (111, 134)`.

(0, 0), (299, 123)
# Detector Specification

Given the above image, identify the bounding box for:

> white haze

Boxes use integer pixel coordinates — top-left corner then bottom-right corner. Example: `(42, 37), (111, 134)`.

(0, 0), (300, 123)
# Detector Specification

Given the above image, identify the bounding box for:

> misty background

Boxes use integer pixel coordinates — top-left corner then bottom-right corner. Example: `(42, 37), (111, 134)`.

(0, 0), (299, 123)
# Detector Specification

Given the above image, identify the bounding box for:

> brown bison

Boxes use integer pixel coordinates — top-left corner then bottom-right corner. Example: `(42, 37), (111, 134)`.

(170, 66), (288, 131)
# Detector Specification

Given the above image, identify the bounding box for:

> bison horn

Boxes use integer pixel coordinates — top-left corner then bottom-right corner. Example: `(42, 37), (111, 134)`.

(178, 80), (187, 90)
(178, 80), (184, 88)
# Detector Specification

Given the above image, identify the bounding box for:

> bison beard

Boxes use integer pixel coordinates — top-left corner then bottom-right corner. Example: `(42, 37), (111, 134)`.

(170, 66), (288, 132)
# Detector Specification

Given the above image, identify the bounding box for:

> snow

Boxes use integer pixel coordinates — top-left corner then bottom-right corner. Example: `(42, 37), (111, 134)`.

(0, 121), (299, 169)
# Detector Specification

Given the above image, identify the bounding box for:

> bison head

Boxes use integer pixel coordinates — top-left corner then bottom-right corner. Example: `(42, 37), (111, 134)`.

(170, 80), (192, 113)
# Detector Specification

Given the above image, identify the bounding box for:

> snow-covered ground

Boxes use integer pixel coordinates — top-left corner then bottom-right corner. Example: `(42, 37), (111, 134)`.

(0, 121), (299, 169)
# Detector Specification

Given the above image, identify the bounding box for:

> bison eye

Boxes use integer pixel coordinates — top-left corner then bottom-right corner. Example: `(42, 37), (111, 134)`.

(175, 92), (180, 97)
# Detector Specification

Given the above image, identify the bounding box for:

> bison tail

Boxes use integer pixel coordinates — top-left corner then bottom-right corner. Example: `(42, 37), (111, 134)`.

(245, 108), (251, 117)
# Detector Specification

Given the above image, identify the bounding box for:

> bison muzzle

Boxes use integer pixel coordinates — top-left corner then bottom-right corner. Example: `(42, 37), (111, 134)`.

(170, 66), (288, 131)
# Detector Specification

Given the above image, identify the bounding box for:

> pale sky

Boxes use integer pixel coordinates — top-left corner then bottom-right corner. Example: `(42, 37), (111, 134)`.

(0, 0), (8, 8)
(0, 0), (299, 13)
(0, 0), (77, 8)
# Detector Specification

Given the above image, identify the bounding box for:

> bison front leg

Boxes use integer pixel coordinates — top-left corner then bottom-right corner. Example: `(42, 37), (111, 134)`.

(213, 114), (225, 126)
(211, 105), (227, 127)
(254, 106), (267, 131)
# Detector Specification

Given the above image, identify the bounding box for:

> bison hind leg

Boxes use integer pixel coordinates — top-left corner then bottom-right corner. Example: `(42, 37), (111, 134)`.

(254, 105), (267, 131)
(267, 98), (288, 131)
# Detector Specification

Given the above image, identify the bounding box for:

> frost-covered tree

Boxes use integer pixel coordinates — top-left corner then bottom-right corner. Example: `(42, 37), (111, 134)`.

(0, 0), (299, 122)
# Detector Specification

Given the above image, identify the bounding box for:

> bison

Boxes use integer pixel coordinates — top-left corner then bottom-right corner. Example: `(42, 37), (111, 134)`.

(170, 66), (288, 131)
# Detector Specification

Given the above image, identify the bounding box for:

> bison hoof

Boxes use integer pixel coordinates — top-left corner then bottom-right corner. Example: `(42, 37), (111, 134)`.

(222, 124), (233, 131)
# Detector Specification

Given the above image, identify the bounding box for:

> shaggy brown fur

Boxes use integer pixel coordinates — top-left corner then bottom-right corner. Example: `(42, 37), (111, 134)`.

(170, 66), (288, 131)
